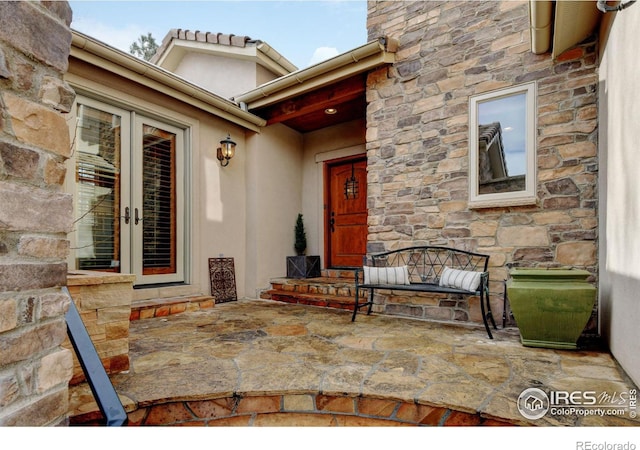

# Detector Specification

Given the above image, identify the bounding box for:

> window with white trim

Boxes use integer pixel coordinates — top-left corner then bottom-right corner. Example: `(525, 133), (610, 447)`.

(468, 82), (537, 208)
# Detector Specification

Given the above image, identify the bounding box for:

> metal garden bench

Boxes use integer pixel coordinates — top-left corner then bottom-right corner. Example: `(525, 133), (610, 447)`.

(351, 246), (497, 339)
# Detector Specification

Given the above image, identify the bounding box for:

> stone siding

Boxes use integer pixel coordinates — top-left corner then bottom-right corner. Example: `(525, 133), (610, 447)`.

(365, 1), (598, 330)
(0, 1), (76, 426)
(64, 271), (135, 385)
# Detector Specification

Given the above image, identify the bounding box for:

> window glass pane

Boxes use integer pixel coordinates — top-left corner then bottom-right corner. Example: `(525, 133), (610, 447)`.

(477, 92), (526, 194)
(142, 125), (176, 275)
(75, 104), (121, 271)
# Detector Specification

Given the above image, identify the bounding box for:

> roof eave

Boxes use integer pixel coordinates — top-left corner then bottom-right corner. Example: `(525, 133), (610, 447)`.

(235, 37), (398, 109)
(153, 37), (296, 77)
(69, 30), (266, 131)
(255, 40), (298, 74)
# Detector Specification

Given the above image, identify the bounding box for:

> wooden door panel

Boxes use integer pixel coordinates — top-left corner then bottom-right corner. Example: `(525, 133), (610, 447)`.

(333, 224), (367, 266)
(328, 158), (367, 268)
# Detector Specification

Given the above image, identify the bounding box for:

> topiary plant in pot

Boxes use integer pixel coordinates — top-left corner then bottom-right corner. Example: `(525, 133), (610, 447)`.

(286, 214), (320, 278)
(294, 213), (307, 256)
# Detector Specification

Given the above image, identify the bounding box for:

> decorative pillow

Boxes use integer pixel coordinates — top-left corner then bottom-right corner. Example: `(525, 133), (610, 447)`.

(439, 266), (483, 292)
(363, 265), (410, 285)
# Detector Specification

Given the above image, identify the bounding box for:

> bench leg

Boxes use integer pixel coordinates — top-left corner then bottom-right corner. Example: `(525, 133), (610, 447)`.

(502, 279), (511, 329)
(351, 286), (360, 322)
(480, 287), (494, 339)
(352, 287), (374, 322)
(484, 284), (497, 330)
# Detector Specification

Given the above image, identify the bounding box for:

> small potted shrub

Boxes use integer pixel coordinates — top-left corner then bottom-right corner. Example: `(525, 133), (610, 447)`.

(286, 214), (320, 278)
(294, 213), (307, 256)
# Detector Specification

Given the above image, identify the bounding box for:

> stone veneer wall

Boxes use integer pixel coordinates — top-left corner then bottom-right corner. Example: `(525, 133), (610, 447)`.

(365, 1), (598, 330)
(0, 2), (76, 426)
(65, 271), (135, 385)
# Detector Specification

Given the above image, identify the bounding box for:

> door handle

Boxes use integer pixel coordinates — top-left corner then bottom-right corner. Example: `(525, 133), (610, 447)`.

(330, 211), (335, 232)
(135, 208), (142, 225)
(123, 207), (130, 224)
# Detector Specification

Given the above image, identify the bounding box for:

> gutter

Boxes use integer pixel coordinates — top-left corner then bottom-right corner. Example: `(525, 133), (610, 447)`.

(530, 1), (603, 58)
(253, 40), (298, 74)
(235, 37), (398, 107)
(529, 0), (554, 54)
(70, 30), (266, 131)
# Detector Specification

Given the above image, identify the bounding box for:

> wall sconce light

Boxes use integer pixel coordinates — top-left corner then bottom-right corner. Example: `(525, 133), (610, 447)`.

(217, 134), (236, 167)
(344, 163), (359, 199)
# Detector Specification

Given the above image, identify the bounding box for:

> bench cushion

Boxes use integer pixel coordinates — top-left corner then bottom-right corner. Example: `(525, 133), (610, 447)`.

(364, 265), (410, 285)
(439, 266), (482, 292)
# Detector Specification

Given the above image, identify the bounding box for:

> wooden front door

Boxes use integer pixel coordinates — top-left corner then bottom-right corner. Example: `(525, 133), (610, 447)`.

(326, 157), (368, 268)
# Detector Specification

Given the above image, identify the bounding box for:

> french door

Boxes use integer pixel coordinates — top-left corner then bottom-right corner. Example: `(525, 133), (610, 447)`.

(74, 99), (185, 285)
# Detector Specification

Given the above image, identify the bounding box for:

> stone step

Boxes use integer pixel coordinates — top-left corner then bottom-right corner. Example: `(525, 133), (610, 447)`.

(130, 271), (359, 321)
(321, 268), (357, 279)
(264, 289), (358, 312)
(130, 295), (215, 320)
(270, 277), (358, 296)
(262, 271), (364, 313)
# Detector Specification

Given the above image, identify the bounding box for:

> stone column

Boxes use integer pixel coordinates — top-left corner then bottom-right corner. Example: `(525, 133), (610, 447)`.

(0, 1), (76, 426)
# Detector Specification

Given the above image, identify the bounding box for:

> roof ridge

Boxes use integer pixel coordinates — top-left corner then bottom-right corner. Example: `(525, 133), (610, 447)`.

(151, 28), (253, 64)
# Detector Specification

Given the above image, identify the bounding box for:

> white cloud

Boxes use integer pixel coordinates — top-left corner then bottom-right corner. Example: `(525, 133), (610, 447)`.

(71, 17), (145, 54)
(308, 46), (339, 66)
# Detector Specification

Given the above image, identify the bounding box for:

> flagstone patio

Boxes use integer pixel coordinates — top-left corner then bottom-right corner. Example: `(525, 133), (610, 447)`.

(69, 299), (639, 426)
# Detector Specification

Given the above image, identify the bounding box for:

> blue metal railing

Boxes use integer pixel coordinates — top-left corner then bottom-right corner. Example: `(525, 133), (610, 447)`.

(63, 286), (127, 426)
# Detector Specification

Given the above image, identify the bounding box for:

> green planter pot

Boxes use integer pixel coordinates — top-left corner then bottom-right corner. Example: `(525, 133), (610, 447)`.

(506, 268), (596, 350)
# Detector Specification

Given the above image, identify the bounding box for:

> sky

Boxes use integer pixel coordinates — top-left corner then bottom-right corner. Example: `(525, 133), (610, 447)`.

(478, 92), (527, 176)
(68, 0), (368, 69)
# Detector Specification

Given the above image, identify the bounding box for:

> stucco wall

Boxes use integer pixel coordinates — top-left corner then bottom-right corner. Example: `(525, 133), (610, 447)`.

(173, 53), (257, 99)
(598, 6), (640, 387)
(243, 118), (366, 298)
(65, 46), (368, 305)
(245, 124), (303, 297)
(65, 60), (249, 301)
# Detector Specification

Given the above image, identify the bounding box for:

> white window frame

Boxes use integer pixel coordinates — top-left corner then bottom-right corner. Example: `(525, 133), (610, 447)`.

(468, 82), (537, 208)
